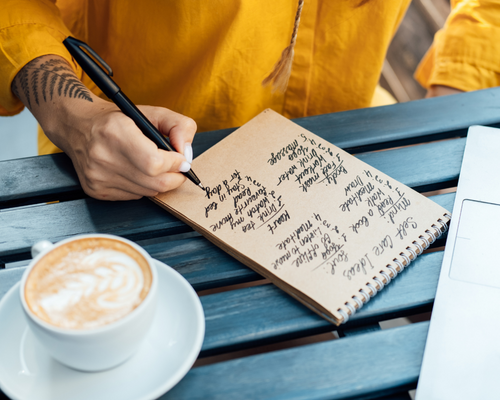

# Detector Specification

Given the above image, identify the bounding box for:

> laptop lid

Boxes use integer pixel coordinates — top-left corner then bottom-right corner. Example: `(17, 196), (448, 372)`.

(416, 125), (500, 399)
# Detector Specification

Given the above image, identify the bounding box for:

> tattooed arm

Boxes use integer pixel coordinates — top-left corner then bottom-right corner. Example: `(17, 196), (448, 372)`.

(11, 55), (196, 201)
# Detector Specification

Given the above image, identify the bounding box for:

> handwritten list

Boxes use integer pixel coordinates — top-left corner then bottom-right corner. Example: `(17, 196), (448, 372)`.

(153, 109), (449, 324)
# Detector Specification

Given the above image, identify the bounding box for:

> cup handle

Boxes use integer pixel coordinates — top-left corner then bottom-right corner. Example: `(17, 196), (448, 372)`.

(31, 240), (54, 259)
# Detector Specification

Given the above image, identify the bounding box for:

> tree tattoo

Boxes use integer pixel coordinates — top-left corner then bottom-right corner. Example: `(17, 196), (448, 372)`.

(12, 57), (93, 109)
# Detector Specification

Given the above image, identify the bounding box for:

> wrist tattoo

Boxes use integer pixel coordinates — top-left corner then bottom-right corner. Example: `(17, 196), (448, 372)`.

(12, 57), (93, 109)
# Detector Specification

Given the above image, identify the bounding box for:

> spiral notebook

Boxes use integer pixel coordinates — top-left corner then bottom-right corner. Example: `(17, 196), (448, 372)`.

(152, 109), (450, 325)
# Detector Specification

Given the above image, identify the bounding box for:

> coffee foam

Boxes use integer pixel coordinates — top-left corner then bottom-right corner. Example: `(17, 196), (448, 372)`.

(25, 238), (152, 329)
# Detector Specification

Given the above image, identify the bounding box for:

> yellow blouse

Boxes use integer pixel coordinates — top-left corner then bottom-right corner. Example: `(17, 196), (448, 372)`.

(1, 0), (499, 155)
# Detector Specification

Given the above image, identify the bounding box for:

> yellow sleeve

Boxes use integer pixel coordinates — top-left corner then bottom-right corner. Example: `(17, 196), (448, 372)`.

(0, 0), (81, 116)
(415, 0), (500, 92)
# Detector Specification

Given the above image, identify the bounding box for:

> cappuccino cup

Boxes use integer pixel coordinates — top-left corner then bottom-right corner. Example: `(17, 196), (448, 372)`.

(19, 234), (158, 372)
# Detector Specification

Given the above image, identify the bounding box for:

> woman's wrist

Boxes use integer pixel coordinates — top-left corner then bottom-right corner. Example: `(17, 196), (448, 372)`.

(11, 54), (107, 151)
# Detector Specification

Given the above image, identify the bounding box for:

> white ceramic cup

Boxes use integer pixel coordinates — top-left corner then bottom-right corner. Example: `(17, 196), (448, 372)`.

(19, 234), (158, 372)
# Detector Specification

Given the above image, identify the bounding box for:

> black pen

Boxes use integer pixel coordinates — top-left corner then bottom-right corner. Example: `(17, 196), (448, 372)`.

(63, 36), (204, 191)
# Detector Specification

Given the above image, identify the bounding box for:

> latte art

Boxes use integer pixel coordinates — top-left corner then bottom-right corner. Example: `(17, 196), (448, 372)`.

(25, 238), (152, 329)
(32, 250), (143, 328)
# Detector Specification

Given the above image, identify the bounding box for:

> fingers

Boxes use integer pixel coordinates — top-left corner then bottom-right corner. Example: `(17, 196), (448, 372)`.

(114, 153), (189, 194)
(86, 188), (143, 202)
(105, 114), (191, 179)
(77, 159), (188, 200)
(139, 105), (197, 155)
(67, 102), (197, 201)
(72, 165), (147, 201)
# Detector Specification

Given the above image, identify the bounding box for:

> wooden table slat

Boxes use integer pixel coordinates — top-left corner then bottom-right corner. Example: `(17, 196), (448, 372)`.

(162, 321), (429, 400)
(0, 153), (84, 208)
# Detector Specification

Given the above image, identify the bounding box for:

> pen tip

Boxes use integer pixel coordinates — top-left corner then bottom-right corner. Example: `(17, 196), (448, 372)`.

(198, 183), (205, 190)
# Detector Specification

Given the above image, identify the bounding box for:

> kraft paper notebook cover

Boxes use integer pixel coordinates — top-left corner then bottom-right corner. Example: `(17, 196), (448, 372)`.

(152, 109), (450, 325)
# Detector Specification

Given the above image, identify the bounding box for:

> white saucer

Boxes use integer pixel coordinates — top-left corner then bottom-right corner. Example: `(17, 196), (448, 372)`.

(0, 260), (205, 400)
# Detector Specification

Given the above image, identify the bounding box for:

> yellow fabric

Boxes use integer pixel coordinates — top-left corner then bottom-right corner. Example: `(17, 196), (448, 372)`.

(0, 1), (497, 155)
(415, 0), (500, 90)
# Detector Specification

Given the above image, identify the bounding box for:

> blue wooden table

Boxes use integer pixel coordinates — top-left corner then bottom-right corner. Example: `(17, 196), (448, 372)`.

(2, 88), (500, 399)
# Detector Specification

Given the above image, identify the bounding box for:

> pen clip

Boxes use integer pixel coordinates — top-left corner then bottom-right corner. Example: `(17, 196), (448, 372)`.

(63, 36), (120, 97)
(63, 36), (113, 77)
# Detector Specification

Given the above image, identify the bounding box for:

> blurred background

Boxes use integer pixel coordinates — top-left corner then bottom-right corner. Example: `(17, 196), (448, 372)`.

(0, 109), (37, 161)
(0, 0), (450, 162)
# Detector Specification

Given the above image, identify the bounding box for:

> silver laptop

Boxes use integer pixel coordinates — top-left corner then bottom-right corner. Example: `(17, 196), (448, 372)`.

(416, 125), (500, 399)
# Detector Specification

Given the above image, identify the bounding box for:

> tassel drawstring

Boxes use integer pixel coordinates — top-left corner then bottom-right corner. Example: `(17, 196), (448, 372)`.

(262, 0), (304, 93)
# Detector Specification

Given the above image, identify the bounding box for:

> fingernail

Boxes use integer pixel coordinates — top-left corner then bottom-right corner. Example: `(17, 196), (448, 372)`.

(184, 143), (193, 163)
(179, 161), (191, 173)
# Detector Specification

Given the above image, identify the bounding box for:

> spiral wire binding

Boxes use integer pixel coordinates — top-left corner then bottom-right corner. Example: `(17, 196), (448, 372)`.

(373, 277), (385, 289)
(366, 283), (378, 296)
(399, 252), (411, 265)
(351, 296), (364, 309)
(413, 240), (424, 254)
(426, 228), (437, 242)
(406, 246), (418, 260)
(379, 270), (392, 284)
(337, 213), (451, 324)
(386, 264), (398, 277)
(393, 258), (404, 272)
(338, 308), (349, 322)
(358, 289), (371, 303)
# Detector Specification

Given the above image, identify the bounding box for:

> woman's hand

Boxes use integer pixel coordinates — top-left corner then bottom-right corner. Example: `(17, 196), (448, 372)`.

(12, 55), (196, 201)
